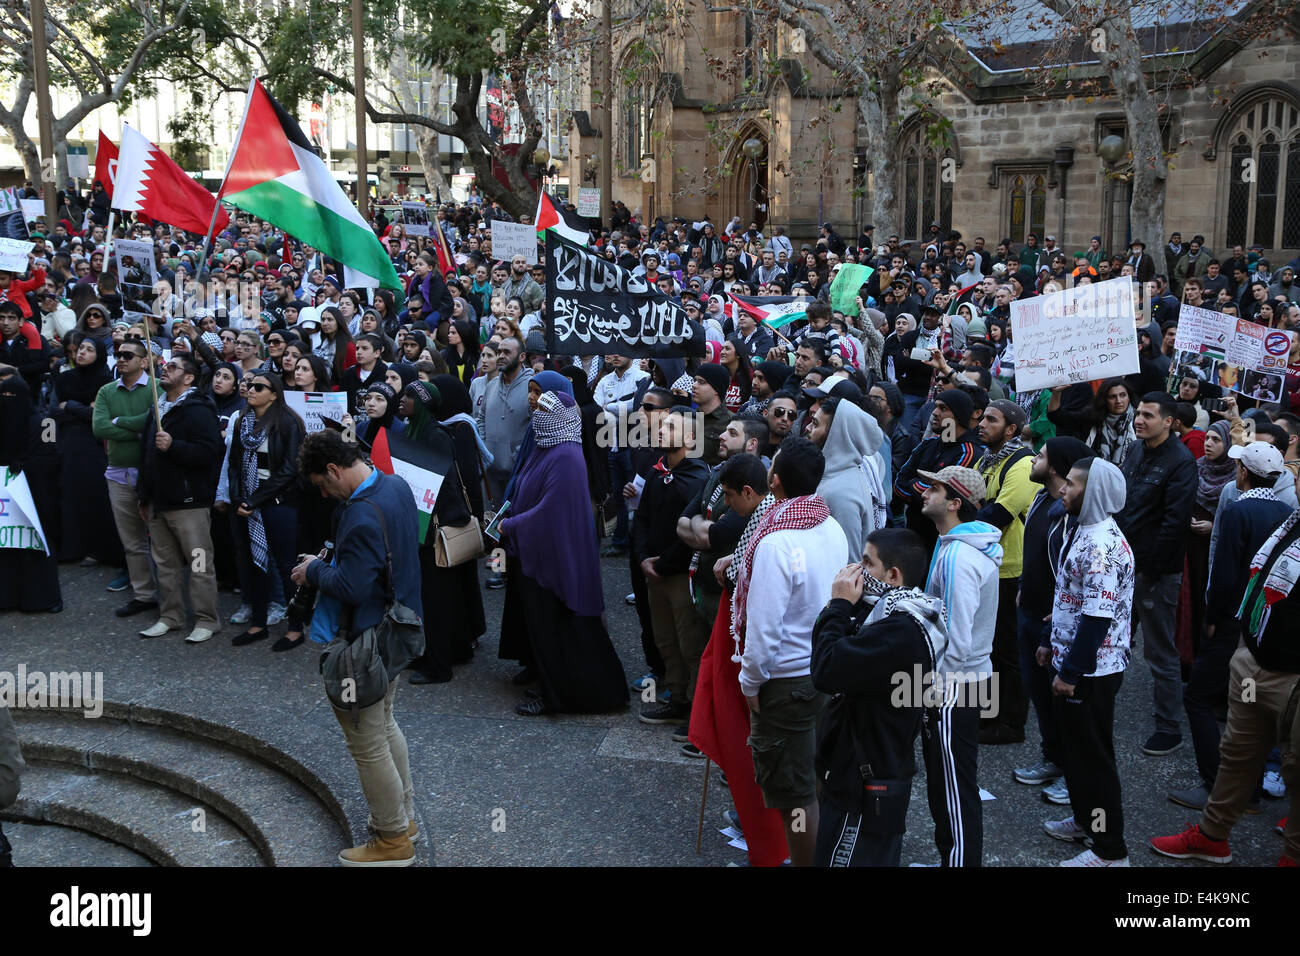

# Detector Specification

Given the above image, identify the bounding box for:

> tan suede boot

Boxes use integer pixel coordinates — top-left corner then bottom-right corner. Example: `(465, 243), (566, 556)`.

(338, 834), (415, 867)
(368, 820), (420, 842)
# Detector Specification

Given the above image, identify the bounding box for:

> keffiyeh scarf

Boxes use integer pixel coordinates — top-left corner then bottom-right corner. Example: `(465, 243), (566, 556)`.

(1238, 510), (1300, 643)
(729, 494), (831, 661)
(238, 412), (270, 571)
(533, 391), (582, 448)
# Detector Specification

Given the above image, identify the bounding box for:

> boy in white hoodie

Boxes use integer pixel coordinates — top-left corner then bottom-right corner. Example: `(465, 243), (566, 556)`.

(919, 465), (1004, 867)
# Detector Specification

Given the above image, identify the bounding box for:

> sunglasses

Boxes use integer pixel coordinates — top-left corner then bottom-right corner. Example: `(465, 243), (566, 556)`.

(246, 382), (272, 393)
(771, 407), (798, 420)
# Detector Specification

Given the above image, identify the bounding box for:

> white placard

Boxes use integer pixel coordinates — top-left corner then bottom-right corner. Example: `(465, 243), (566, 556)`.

(284, 390), (348, 433)
(67, 147), (90, 179)
(576, 187), (600, 218)
(1173, 304), (1234, 355)
(0, 237), (34, 271)
(400, 201), (431, 237)
(1010, 276), (1139, 390)
(0, 467), (51, 556)
(491, 219), (538, 264)
(20, 199), (44, 225)
(113, 238), (158, 297)
(389, 457), (444, 518)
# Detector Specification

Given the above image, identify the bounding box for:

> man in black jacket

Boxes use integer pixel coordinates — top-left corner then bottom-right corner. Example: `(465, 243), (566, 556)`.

(635, 407), (712, 732)
(811, 528), (947, 866)
(893, 388), (984, 553)
(136, 354), (224, 644)
(1115, 392), (1197, 756)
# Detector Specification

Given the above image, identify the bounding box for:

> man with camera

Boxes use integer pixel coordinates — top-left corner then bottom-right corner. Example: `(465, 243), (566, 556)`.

(292, 430), (423, 867)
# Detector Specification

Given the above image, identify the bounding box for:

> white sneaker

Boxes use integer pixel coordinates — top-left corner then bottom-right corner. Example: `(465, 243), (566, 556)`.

(1060, 848), (1129, 867)
(229, 604), (251, 625)
(139, 621), (173, 638)
(184, 627), (216, 644)
(1043, 816), (1088, 842)
(1263, 769), (1286, 798)
(267, 602), (287, 625)
(1042, 777), (1071, 805)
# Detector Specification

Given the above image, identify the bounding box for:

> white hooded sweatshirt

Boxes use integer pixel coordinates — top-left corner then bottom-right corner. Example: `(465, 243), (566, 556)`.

(926, 521), (1004, 683)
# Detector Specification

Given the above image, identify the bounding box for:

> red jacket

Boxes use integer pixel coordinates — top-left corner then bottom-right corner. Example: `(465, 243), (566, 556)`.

(0, 267), (46, 319)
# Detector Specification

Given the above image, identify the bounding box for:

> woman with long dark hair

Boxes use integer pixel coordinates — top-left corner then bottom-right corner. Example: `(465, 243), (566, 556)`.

(224, 370), (308, 651)
(290, 354), (333, 392)
(50, 334), (121, 566)
(207, 362), (245, 591)
(718, 335), (754, 412)
(405, 376), (488, 684)
(442, 319), (481, 388)
(1048, 376), (1136, 464)
(315, 305), (356, 384)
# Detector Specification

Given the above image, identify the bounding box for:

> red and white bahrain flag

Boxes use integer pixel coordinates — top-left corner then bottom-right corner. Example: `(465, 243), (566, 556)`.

(110, 124), (230, 235)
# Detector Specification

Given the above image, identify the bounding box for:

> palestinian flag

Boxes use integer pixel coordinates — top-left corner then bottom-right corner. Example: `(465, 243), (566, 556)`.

(368, 425), (450, 540)
(535, 191), (589, 245)
(731, 293), (808, 330)
(220, 79), (402, 291)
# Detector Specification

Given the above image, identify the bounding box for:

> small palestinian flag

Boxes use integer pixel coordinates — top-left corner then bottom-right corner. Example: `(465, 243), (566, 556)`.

(730, 293), (808, 329)
(534, 191), (589, 245)
(368, 426), (450, 540)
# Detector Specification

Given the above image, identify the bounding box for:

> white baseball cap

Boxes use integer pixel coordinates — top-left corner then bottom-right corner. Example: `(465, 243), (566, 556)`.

(1228, 441), (1285, 478)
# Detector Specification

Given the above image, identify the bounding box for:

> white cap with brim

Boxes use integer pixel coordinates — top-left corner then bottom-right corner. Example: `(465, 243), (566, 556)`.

(1228, 441), (1286, 478)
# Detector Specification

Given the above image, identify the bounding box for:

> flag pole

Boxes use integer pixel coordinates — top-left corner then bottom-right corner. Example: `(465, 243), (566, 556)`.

(195, 77), (257, 279)
(138, 294), (163, 433)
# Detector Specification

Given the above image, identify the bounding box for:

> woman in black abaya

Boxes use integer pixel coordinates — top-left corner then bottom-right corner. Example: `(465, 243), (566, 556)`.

(50, 335), (122, 565)
(0, 368), (62, 612)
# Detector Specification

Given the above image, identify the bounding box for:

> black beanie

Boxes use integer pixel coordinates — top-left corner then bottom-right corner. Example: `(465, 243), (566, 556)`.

(936, 388), (974, 429)
(1044, 436), (1095, 481)
(695, 362), (731, 402)
(756, 360), (792, 392)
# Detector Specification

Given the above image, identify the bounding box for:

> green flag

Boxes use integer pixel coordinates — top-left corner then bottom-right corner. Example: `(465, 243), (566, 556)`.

(830, 264), (874, 316)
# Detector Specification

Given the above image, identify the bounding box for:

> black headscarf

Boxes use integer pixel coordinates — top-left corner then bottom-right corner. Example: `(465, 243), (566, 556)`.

(388, 361), (418, 392)
(54, 335), (111, 406)
(210, 362), (246, 420)
(443, 319), (481, 387)
(430, 373), (472, 421)
(362, 382), (397, 431)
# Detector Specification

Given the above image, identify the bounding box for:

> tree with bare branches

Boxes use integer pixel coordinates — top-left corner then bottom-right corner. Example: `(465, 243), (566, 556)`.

(0, 0), (195, 187)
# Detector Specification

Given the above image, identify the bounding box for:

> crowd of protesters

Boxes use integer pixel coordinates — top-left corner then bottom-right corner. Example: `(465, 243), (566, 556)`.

(0, 180), (1297, 869)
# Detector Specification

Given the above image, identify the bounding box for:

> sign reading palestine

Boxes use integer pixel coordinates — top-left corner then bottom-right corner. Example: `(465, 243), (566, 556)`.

(545, 232), (706, 358)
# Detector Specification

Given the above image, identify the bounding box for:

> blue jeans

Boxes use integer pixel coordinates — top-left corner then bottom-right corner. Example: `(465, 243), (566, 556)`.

(1017, 606), (1059, 766)
(901, 393), (927, 432)
(607, 448), (634, 549)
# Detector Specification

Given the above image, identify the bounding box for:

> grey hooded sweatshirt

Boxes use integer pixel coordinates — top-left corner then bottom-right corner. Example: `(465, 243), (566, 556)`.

(817, 398), (885, 563)
(926, 520), (1004, 682)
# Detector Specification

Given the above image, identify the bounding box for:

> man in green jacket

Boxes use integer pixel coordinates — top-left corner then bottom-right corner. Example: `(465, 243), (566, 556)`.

(976, 400), (1042, 746)
(92, 340), (158, 617)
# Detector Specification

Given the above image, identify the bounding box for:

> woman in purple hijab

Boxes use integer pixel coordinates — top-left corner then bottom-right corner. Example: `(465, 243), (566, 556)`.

(498, 388), (628, 715)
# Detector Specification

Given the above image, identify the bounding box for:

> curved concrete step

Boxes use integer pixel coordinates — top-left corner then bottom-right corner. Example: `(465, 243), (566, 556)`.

(3, 820), (155, 867)
(10, 710), (349, 866)
(4, 764), (262, 867)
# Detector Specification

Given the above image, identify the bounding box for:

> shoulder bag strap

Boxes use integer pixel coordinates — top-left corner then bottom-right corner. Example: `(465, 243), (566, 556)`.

(359, 497), (395, 603)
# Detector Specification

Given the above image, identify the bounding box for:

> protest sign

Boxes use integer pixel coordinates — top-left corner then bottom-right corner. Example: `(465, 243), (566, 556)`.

(545, 232), (705, 357)
(829, 264), (874, 316)
(400, 201), (432, 237)
(492, 220), (539, 264)
(0, 467), (51, 556)
(20, 199), (44, 227)
(0, 237), (34, 271)
(285, 390), (348, 433)
(113, 238), (158, 298)
(1171, 304), (1294, 398)
(575, 188), (601, 218)
(1010, 276), (1139, 390)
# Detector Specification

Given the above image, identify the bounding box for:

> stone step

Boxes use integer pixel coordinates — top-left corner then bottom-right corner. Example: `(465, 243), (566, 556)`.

(4, 763), (262, 867)
(3, 820), (155, 867)
(10, 710), (349, 866)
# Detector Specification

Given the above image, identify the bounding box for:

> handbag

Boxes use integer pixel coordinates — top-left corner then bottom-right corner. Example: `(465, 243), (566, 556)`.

(432, 427), (485, 567)
(319, 499), (426, 726)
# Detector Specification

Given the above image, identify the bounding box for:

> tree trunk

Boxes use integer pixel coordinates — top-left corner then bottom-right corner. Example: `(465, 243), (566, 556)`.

(1098, 8), (1166, 249)
(414, 132), (452, 198)
(859, 83), (899, 239)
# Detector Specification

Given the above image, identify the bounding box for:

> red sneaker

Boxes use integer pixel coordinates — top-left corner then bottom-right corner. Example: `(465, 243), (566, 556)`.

(1279, 856), (1298, 867)
(1149, 823), (1232, 864)
(1277, 817), (1288, 836)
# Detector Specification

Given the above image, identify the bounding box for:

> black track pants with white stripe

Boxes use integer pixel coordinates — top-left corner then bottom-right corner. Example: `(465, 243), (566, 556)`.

(922, 694), (983, 867)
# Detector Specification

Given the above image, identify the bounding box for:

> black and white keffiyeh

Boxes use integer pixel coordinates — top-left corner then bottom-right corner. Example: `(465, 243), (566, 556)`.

(238, 412), (269, 571)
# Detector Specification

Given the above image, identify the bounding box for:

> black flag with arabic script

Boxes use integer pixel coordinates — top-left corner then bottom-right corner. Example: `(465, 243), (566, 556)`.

(545, 232), (706, 358)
